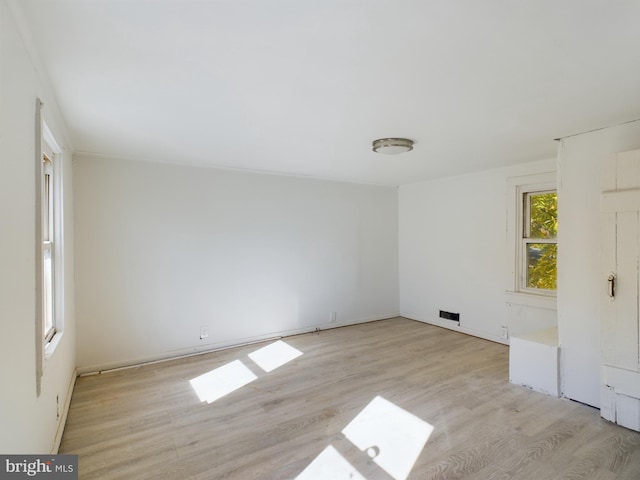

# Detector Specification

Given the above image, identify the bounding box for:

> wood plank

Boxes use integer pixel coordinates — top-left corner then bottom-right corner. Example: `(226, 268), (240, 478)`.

(603, 366), (640, 399)
(607, 209), (639, 371)
(601, 152), (640, 372)
(600, 208), (617, 368)
(601, 190), (640, 213)
(616, 148), (640, 371)
(59, 318), (640, 479)
(617, 150), (640, 191)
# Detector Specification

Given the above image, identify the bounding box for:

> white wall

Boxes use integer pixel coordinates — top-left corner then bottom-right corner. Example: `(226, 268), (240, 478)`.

(558, 119), (640, 408)
(0, 0), (75, 453)
(399, 160), (557, 343)
(73, 155), (399, 371)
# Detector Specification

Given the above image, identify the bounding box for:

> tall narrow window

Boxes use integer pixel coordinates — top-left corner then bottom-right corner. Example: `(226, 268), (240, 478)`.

(42, 153), (55, 342)
(36, 103), (65, 394)
(521, 189), (557, 293)
(507, 170), (558, 307)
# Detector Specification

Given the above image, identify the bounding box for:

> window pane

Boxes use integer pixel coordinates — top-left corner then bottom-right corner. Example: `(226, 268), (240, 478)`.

(527, 243), (557, 290)
(43, 245), (53, 337)
(529, 192), (557, 239)
(43, 173), (51, 241)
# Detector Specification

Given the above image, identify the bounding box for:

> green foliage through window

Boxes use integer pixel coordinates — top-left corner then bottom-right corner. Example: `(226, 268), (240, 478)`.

(527, 243), (557, 289)
(526, 192), (557, 290)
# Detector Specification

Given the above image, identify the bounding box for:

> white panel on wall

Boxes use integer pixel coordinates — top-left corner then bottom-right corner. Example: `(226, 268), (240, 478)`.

(558, 119), (640, 408)
(509, 327), (560, 397)
(73, 155), (399, 371)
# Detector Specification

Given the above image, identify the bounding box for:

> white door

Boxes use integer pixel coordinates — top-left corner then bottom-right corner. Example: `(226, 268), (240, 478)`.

(600, 148), (640, 432)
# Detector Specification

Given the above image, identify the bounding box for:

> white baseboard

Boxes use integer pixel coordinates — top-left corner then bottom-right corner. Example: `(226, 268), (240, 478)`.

(401, 312), (508, 345)
(51, 369), (77, 454)
(77, 313), (400, 376)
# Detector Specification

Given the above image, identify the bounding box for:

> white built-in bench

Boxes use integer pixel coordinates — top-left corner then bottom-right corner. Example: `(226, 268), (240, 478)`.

(509, 327), (560, 397)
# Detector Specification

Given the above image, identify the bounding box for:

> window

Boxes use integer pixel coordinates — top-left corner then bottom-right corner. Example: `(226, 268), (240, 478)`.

(521, 189), (557, 293)
(506, 170), (557, 306)
(42, 152), (55, 342)
(36, 102), (65, 394)
(39, 114), (64, 356)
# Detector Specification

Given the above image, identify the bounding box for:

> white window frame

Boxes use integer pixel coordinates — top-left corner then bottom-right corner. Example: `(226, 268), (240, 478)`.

(42, 149), (55, 344)
(506, 171), (557, 310)
(39, 117), (65, 362)
(519, 187), (557, 296)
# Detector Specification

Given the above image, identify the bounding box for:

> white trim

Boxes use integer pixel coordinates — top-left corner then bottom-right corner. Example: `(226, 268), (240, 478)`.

(506, 171), (557, 301)
(505, 291), (557, 311)
(41, 120), (65, 359)
(603, 365), (640, 400)
(504, 170), (558, 323)
(401, 312), (509, 345)
(35, 99), (44, 396)
(50, 369), (77, 454)
(76, 313), (400, 375)
(44, 331), (64, 360)
(42, 122), (62, 154)
(517, 182), (556, 292)
(601, 189), (640, 213)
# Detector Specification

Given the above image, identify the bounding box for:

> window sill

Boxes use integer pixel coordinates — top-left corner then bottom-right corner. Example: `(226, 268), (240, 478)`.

(44, 331), (63, 360)
(505, 291), (557, 311)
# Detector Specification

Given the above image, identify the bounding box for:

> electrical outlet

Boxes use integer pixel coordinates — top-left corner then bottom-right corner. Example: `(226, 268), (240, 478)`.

(199, 325), (209, 340)
(501, 325), (509, 339)
(330, 311), (337, 323)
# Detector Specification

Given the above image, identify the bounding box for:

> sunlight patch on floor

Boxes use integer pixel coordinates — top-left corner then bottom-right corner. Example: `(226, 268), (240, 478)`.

(296, 445), (366, 480)
(248, 340), (303, 373)
(295, 395), (433, 480)
(342, 395), (433, 480)
(189, 359), (257, 403)
(189, 340), (305, 403)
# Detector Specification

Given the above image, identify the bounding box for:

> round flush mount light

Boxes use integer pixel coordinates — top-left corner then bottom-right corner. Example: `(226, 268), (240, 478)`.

(372, 138), (414, 154)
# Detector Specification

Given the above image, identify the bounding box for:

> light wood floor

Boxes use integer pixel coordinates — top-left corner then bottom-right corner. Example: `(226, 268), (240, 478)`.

(60, 318), (640, 479)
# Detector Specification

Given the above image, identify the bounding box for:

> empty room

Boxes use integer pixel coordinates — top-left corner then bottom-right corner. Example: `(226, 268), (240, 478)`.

(2, 0), (640, 478)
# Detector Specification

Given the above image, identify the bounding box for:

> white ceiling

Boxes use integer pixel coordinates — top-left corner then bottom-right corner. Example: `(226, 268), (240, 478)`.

(15, 0), (640, 185)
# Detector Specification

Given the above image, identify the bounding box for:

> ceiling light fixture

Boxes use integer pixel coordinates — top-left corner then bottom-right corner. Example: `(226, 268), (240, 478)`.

(372, 138), (414, 154)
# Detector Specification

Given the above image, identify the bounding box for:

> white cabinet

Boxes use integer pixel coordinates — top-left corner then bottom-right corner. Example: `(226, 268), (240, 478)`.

(509, 327), (560, 397)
